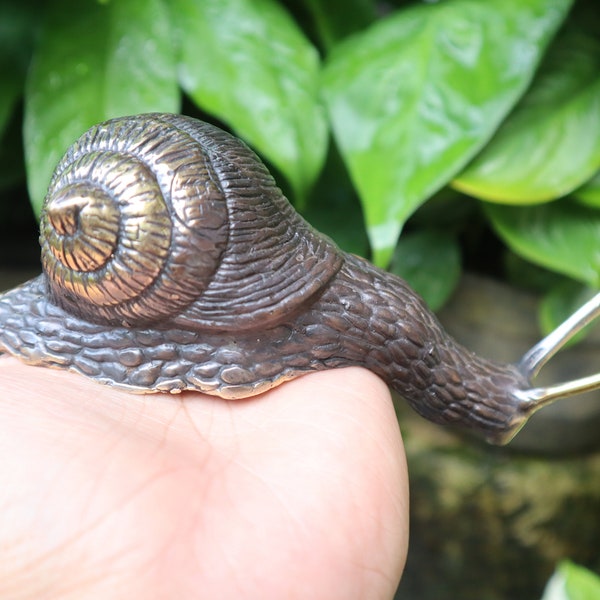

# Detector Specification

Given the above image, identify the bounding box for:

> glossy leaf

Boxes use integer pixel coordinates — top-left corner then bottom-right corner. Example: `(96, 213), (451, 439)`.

(0, 73), (20, 142)
(303, 0), (377, 50)
(454, 27), (600, 203)
(503, 250), (566, 294)
(486, 201), (600, 287)
(0, 2), (36, 137)
(170, 0), (327, 204)
(0, 115), (25, 190)
(24, 0), (179, 215)
(542, 561), (600, 600)
(302, 150), (370, 257)
(574, 170), (600, 208)
(390, 230), (461, 311)
(539, 279), (597, 343)
(322, 0), (573, 266)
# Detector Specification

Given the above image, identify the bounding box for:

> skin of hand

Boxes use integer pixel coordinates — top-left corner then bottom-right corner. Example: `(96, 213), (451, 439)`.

(0, 358), (409, 600)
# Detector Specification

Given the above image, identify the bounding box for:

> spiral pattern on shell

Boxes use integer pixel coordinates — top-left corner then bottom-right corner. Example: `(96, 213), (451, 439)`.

(40, 113), (343, 330)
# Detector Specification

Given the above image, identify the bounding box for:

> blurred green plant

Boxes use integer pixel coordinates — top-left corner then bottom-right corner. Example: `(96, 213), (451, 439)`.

(0, 0), (599, 324)
(541, 561), (600, 600)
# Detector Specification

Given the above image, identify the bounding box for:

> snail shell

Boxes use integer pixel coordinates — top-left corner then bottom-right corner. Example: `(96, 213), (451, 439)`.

(40, 113), (342, 330)
(0, 113), (534, 445)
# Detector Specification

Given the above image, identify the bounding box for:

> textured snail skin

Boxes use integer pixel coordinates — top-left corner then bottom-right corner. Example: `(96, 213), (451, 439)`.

(0, 113), (534, 445)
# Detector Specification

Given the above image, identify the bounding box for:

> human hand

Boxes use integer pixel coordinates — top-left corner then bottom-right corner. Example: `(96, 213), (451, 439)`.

(0, 359), (408, 599)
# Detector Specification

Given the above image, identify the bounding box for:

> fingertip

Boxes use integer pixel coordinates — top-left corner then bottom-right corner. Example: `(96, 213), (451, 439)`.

(279, 368), (410, 593)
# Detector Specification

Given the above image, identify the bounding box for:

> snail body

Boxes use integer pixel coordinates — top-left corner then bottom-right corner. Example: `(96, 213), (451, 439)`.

(0, 114), (553, 445)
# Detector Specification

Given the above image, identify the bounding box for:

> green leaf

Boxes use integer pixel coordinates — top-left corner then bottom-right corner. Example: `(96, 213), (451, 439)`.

(561, 561), (600, 600)
(302, 149), (370, 257)
(0, 1), (38, 137)
(0, 72), (20, 142)
(486, 200), (600, 287)
(303, 0), (377, 51)
(454, 27), (600, 203)
(322, 0), (573, 266)
(539, 280), (598, 343)
(0, 113), (25, 190)
(574, 170), (600, 208)
(24, 0), (179, 215)
(389, 229), (461, 311)
(503, 250), (566, 293)
(542, 561), (600, 600)
(170, 0), (327, 205)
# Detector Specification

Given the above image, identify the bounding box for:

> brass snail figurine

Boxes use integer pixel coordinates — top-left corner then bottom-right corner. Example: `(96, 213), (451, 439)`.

(1, 113), (600, 445)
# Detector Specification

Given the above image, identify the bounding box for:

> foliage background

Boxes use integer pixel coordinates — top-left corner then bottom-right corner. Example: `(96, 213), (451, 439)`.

(0, 0), (599, 330)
